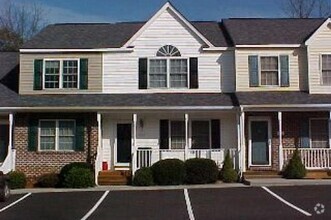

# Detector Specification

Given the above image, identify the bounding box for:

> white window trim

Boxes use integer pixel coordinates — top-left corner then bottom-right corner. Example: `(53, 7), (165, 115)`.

(147, 57), (190, 89)
(319, 54), (331, 86)
(259, 55), (281, 87)
(43, 58), (80, 90)
(38, 119), (76, 152)
(309, 118), (330, 149)
(248, 116), (272, 167)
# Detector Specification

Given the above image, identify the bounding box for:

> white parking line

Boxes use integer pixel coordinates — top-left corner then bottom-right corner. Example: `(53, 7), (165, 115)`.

(262, 186), (312, 217)
(0, 193), (32, 213)
(81, 190), (109, 220)
(184, 189), (195, 220)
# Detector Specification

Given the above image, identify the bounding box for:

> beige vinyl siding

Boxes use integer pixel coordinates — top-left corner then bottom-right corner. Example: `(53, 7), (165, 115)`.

(235, 48), (302, 91)
(103, 8), (227, 93)
(307, 21), (331, 94)
(19, 53), (102, 94)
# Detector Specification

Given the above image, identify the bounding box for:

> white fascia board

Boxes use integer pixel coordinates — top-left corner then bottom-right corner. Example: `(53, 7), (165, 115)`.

(202, 47), (233, 51)
(122, 2), (214, 48)
(305, 18), (330, 46)
(236, 44), (301, 48)
(19, 48), (134, 53)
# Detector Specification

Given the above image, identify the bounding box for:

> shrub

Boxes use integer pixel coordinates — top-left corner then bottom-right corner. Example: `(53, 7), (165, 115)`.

(184, 158), (219, 184)
(63, 167), (94, 188)
(219, 151), (238, 183)
(132, 167), (154, 186)
(151, 159), (185, 185)
(8, 171), (27, 189)
(37, 173), (59, 188)
(283, 149), (307, 179)
(59, 162), (93, 186)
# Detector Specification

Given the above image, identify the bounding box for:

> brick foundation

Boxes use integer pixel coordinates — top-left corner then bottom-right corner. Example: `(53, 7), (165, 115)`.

(14, 113), (98, 178)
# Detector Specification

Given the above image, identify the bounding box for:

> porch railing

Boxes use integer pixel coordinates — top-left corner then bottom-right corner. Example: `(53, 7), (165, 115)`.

(133, 148), (237, 175)
(283, 148), (331, 170)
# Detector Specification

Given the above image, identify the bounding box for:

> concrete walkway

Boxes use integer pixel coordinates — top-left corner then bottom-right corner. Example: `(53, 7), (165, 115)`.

(11, 181), (246, 195)
(244, 178), (331, 187)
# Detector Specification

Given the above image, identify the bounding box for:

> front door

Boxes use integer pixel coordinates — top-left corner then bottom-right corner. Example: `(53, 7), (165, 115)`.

(250, 120), (270, 166)
(116, 124), (132, 164)
(0, 124), (9, 162)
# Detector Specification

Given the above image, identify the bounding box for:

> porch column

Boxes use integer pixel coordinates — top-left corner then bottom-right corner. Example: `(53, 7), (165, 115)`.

(95, 113), (102, 185)
(185, 113), (189, 160)
(236, 113), (242, 172)
(278, 112), (283, 171)
(239, 109), (246, 172)
(9, 113), (15, 171)
(132, 113), (138, 173)
(329, 111), (331, 149)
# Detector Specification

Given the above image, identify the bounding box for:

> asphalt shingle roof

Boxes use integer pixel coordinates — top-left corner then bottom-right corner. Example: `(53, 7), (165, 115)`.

(223, 18), (325, 45)
(236, 91), (331, 106)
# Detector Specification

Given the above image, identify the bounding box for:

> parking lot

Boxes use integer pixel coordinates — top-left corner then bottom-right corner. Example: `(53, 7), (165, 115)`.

(0, 185), (329, 220)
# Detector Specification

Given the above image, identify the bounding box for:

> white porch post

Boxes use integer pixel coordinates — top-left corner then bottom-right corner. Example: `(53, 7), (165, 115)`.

(132, 113), (137, 174)
(185, 113), (189, 161)
(278, 112), (283, 171)
(329, 111), (331, 149)
(240, 108), (246, 172)
(95, 113), (102, 185)
(9, 113), (15, 171)
(236, 113), (241, 172)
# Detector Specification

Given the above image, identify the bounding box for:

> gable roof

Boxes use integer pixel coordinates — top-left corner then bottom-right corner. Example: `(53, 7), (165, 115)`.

(223, 18), (325, 45)
(0, 52), (19, 93)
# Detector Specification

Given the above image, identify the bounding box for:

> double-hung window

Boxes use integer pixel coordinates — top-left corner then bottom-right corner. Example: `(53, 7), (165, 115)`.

(39, 120), (76, 151)
(260, 56), (279, 86)
(170, 121), (185, 149)
(44, 59), (79, 89)
(321, 55), (331, 85)
(191, 121), (210, 149)
(149, 45), (188, 88)
(310, 119), (329, 148)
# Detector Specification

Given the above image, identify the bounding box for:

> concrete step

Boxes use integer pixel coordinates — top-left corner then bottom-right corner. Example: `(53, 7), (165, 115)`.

(305, 171), (331, 179)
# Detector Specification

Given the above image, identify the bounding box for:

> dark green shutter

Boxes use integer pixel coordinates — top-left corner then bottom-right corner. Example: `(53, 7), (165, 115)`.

(139, 58), (148, 89)
(75, 118), (85, 151)
(280, 55), (290, 87)
(28, 118), (38, 151)
(80, 59), (88, 90)
(211, 120), (220, 149)
(248, 55), (259, 87)
(160, 120), (169, 149)
(189, 57), (198, 89)
(300, 119), (310, 148)
(34, 59), (43, 90)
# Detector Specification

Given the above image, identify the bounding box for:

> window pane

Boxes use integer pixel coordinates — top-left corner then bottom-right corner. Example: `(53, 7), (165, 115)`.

(322, 55), (331, 85)
(260, 57), (279, 86)
(40, 121), (56, 150)
(45, 61), (60, 88)
(59, 121), (75, 150)
(63, 60), (78, 88)
(311, 119), (329, 148)
(149, 59), (167, 88)
(192, 121), (210, 149)
(171, 121), (185, 149)
(170, 59), (188, 88)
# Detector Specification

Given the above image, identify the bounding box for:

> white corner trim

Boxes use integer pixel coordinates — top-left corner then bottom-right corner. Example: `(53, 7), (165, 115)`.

(202, 47), (232, 51)
(236, 44), (301, 48)
(122, 2), (214, 48)
(305, 18), (331, 45)
(20, 48), (134, 53)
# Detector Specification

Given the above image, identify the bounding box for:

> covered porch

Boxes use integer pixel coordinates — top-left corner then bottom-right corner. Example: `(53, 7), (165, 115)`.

(0, 113), (15, 174)
(97, 110), (239, 175)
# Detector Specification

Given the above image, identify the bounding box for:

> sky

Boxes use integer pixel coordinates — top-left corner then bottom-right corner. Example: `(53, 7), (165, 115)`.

(2, 0), (284, 24)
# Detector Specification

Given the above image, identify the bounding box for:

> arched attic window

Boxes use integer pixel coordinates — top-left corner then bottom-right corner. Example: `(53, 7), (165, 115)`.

(156, 45), (181, 57)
